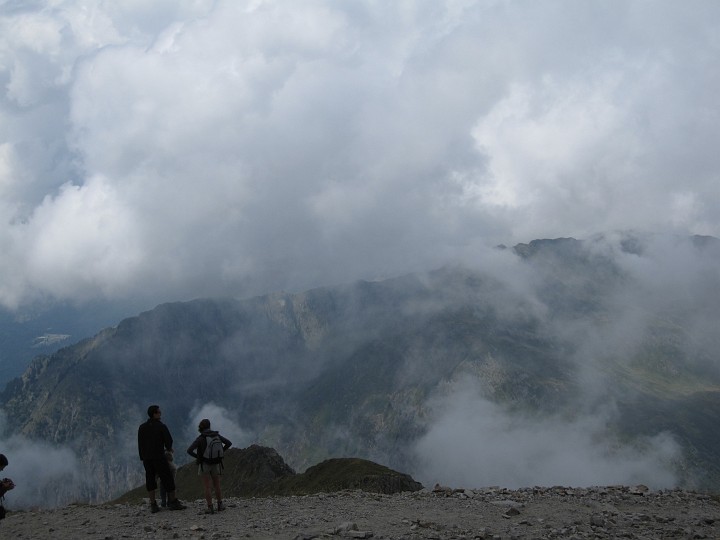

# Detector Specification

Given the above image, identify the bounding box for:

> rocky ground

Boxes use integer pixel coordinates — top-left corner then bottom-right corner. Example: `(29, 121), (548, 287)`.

(2, 485), (719, 539)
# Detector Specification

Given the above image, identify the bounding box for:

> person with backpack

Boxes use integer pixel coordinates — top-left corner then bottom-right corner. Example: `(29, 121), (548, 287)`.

(186, 418), (232, 514)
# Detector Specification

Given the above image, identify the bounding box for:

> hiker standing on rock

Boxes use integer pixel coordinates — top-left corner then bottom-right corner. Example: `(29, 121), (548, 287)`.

(138, 405), (186, 513)
(187, 418), (232, 514)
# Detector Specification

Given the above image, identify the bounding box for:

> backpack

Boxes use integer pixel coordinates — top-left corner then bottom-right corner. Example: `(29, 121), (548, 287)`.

(201, 433), (224, 465)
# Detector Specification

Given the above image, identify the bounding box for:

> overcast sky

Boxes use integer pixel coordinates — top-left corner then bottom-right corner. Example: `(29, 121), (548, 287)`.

(1, 0), (719, 311)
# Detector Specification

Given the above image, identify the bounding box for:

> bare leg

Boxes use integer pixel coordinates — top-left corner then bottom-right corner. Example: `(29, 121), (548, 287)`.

(212, 475), (223, 504)
(202, 475), (213, 508)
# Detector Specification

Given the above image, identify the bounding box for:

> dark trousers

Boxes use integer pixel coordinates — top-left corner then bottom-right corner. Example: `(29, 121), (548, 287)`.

(143, 458), (175, 493)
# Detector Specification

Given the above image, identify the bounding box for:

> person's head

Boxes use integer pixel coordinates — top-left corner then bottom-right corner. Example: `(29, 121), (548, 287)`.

(147, 405), (161, 419)
(198, 418), (211, 432)
(0, 454), (7, 471)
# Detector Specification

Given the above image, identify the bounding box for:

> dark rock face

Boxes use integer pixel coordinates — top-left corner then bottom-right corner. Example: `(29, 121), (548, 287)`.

(225, 445), (296, 496)
(272, 457), (424, 495)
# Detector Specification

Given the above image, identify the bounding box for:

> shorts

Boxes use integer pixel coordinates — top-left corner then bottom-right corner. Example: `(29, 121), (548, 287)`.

(143, 458), (175, 492)
(198, 462), (222, 476)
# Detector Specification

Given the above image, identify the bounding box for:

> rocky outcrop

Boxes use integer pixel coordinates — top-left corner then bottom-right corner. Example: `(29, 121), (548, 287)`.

(224, 444), (297, 495)
(271, 456), (424, 496)
(115, 445), (423, 503)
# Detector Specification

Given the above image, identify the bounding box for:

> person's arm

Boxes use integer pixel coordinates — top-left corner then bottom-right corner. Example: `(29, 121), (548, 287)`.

(220, 435), (232, 451)
(162, 423), (174, 452)
(137, 426), (144, 460)
(186, 437), (200, 459)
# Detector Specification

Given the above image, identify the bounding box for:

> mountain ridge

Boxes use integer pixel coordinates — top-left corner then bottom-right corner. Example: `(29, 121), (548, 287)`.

(2, 234), (720, 506)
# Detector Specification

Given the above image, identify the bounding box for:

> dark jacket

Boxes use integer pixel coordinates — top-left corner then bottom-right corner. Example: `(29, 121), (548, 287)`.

(138, 418), (174, 461)
(186, 429), (232, 461)
(0, 481), (12, 497)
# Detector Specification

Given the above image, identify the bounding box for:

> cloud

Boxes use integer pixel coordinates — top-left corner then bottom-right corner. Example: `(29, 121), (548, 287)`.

(410, 235), (720, 490)
(412, 378), (680, 489)
(0, 414), (83, 508)
(1, 1), (720, 315)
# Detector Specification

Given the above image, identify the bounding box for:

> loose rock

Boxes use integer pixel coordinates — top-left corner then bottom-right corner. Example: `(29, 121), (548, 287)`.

(1, 486), (719, 539)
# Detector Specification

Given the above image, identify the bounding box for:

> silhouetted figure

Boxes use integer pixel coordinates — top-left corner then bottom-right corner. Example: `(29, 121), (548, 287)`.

(187, 419), (232, 514)
(0, 454), (15, 520)
(137, 405), (186, 513)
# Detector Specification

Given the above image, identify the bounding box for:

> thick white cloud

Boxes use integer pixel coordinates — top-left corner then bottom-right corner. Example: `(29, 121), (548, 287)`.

(0, 411), (83, 508)
(1, 0), (720, 310)
(413, 378), (680, 489)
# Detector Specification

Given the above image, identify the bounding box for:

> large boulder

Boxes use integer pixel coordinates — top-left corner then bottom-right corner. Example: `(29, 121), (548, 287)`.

(271, 457), (424, 495)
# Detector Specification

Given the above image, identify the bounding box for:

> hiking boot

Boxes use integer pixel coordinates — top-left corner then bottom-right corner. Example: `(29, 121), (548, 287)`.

(204, 506), (215, 515)
(150, 502), (160, 514)
(216, 501), (225, 512)
(167, 499), (186, 511)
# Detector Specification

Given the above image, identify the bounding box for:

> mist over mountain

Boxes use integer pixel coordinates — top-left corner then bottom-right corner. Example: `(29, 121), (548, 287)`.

(1, 233), (719, 508)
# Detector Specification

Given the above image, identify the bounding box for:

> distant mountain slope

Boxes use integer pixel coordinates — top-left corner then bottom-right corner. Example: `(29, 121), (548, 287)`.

(2, 233), (720, 505)
(0, 300), (145, 385)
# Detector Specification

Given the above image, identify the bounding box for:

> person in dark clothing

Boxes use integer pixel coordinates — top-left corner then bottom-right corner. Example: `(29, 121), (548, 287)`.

(187, 419), (232, 514)
(0, 454), (14, 496)
(0, 453), (14, 520)
(0, 454), (12, 492)
(137, 405), (186, 513)
(0, 478), (12, 498)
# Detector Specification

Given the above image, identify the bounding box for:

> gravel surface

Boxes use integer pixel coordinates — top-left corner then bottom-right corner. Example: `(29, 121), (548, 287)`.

(2, 486), (720, 539)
